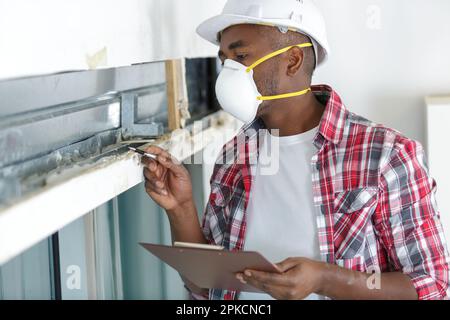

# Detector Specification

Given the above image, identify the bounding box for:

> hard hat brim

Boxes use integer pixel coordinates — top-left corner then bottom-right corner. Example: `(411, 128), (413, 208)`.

(196, 13), (329, 66)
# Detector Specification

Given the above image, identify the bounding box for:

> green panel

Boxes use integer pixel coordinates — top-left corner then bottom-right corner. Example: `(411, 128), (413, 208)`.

(93, 199), (123, 299)
(21, 239), (53, 299)
(159, 162), (206, 300)
(118, 183), (165, 299)
(0, 238), (52, 300)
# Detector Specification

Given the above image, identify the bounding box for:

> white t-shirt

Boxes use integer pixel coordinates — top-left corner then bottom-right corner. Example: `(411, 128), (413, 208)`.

(239, 126), (322, 300)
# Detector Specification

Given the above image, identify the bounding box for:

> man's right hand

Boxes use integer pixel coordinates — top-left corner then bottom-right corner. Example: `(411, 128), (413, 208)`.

(142, 146), (209, 291)
(142, 146), (194, 213)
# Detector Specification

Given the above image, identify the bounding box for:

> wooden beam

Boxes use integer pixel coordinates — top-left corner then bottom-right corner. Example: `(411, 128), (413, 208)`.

(165, 59), (188, 131)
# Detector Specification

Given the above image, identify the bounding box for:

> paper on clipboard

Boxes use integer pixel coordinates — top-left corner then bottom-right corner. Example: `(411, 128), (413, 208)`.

(140, 242), (281, 293)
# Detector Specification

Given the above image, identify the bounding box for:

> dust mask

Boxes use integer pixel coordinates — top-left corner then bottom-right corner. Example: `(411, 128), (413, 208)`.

(215, 43), (313, 124)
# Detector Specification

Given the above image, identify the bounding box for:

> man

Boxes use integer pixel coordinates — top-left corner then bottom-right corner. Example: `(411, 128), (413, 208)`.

(142, 0), (449, 300)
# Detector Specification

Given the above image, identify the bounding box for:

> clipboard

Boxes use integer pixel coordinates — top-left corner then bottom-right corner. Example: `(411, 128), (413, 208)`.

(140, 242), (282, 293)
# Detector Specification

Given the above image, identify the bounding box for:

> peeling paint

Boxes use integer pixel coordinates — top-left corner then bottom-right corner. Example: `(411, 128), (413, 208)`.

(0, 130), (122, 207)
(85, 47), (108, 70)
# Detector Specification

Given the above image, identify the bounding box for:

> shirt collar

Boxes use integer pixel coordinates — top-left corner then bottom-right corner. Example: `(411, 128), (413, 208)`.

(242, 84), (347, 145)
(312, 84), (347, 146)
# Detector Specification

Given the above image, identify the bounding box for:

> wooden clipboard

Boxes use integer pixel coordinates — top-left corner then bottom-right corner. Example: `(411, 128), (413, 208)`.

(140, 242), (281, 293)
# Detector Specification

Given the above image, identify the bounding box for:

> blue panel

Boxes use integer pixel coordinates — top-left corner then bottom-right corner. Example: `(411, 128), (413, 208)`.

(0, 238), (52, 300)
(118, 183), (165, 299)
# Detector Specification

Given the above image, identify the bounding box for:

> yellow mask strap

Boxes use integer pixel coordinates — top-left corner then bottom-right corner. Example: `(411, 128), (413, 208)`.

(257, 88), (311, 101)
(245, 42), (313, 73)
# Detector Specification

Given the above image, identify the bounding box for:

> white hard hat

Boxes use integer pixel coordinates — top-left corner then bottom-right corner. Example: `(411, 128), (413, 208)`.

(197, 0), (330, 67)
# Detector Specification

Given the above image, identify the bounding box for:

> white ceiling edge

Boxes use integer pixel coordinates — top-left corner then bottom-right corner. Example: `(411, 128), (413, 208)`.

(0, 0), (225, 80)
(0, 111), (240, 266)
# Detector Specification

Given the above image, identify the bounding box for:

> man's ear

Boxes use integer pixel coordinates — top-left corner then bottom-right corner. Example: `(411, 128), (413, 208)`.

(286, 47), (304, 77)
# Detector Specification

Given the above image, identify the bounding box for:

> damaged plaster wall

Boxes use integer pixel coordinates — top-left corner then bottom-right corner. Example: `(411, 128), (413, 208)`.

(0, 0), (225, 80)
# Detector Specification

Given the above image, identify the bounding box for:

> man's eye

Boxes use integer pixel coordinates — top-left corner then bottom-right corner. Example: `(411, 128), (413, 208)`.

(236, 54), (248, 61)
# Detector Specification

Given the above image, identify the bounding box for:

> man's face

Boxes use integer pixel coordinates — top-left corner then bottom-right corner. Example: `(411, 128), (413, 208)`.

(218, 24), (283, 117)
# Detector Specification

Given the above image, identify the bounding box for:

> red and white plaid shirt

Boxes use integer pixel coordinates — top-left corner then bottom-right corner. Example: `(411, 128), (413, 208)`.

(200, 84), (450, 300)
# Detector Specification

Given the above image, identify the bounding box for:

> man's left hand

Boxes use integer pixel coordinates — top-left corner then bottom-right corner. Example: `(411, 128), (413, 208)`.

(236, 257), (325, 300)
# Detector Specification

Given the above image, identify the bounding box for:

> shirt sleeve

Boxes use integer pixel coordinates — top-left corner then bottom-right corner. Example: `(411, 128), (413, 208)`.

(373, 138), (450, 300)
(200, 139), (237, 247)
(200, 144), (223, 246)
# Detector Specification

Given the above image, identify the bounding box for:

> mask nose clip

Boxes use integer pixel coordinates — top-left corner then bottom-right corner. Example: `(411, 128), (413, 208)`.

(277, 26), (289, 33)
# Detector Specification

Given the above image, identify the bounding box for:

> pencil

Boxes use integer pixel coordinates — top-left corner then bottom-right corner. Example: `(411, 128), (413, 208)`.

(128, 146), (157, 160)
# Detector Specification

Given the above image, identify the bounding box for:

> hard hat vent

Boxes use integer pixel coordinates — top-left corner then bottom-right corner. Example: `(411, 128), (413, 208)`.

(290, 12), (303, 24)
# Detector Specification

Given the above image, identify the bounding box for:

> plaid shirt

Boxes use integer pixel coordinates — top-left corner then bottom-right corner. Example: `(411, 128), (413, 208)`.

(200, 84), (450, 300)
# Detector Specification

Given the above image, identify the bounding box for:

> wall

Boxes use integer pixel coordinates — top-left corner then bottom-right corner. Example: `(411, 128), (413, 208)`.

(312, 0), (450, 241)
(313, 0), (450, 146)
(427, 98), (450, 247)
(0, 0), (226, 80)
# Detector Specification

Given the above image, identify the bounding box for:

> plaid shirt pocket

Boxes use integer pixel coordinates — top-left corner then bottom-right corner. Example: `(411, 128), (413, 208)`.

(333, 187), (379, 260)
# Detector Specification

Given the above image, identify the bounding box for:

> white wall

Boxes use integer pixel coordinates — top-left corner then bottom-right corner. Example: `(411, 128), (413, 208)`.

(313, 0), (450, 242)
(0, 0), (226, 80)
(313, 0), (450, 145)
(427, 98), (450, 246)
